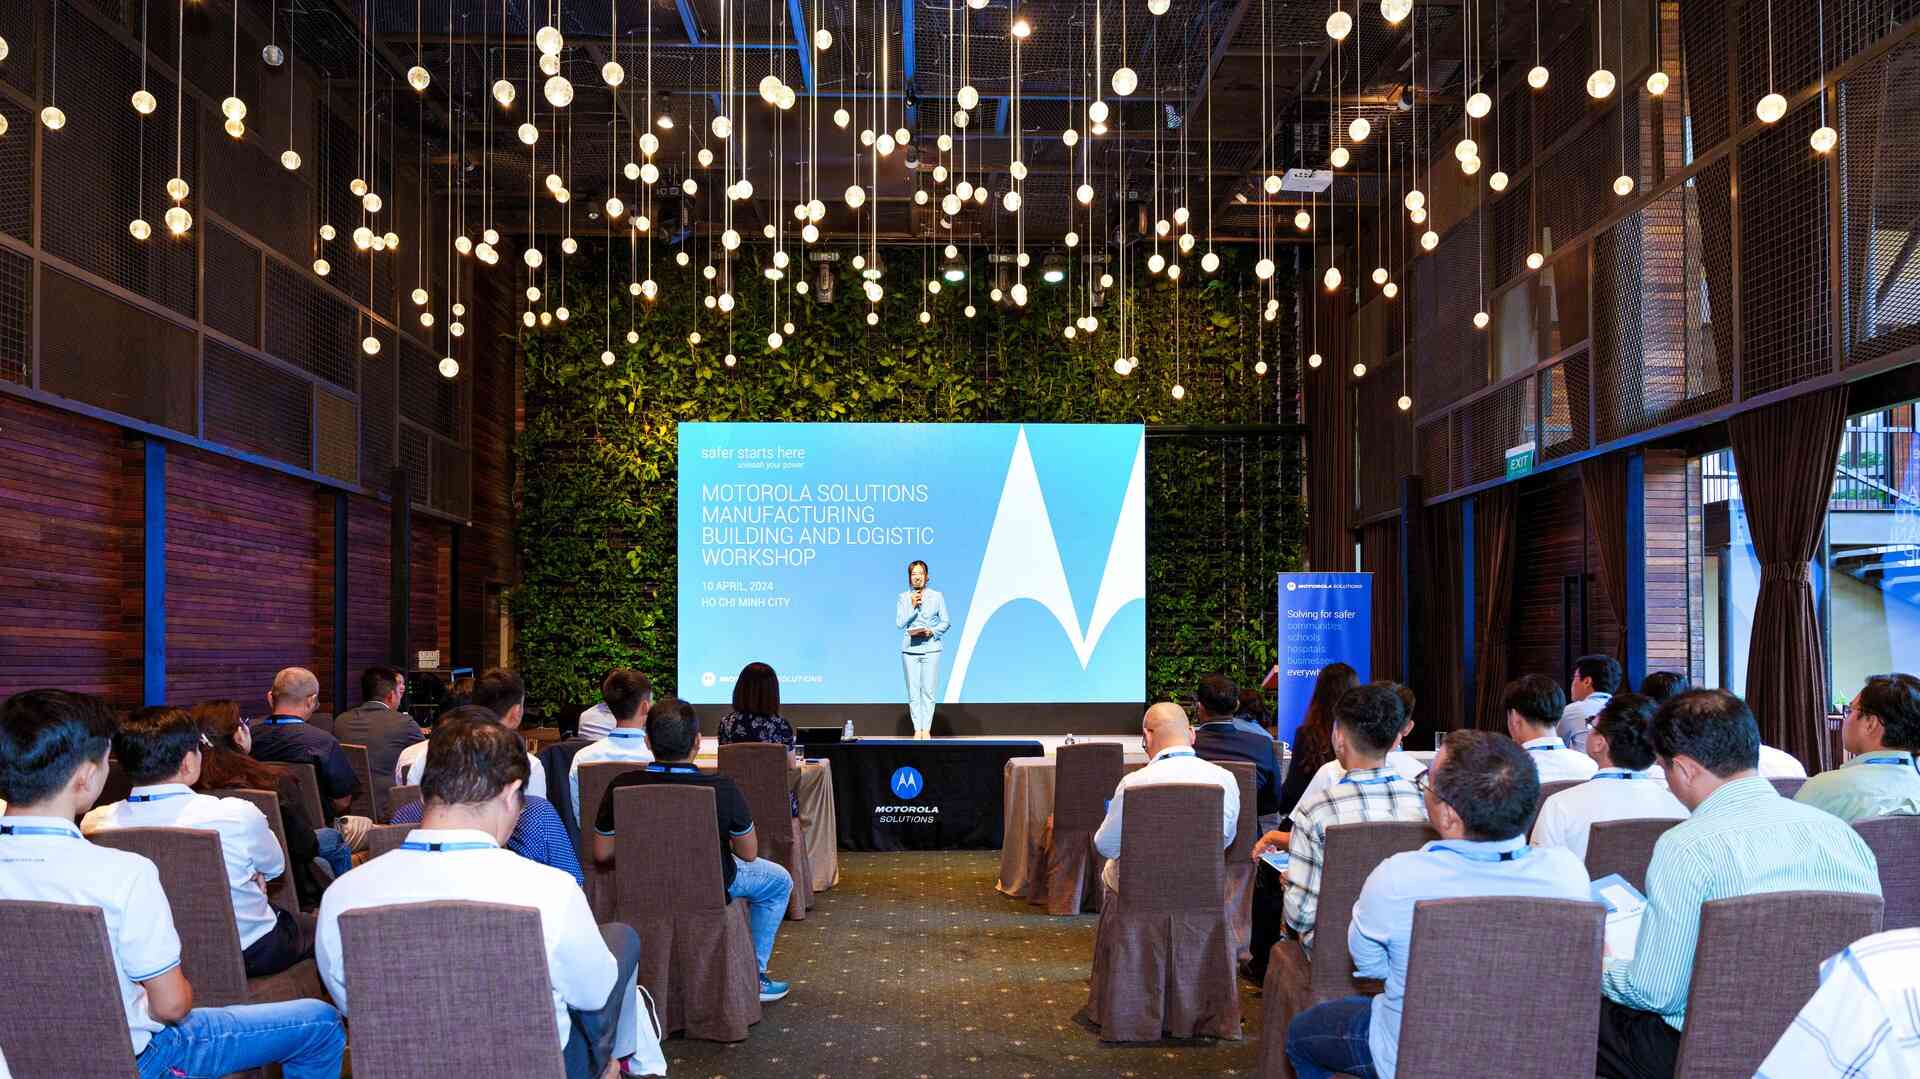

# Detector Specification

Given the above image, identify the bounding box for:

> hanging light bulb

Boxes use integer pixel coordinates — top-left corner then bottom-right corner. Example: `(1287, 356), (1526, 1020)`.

(492, 79), (516, 106)
(1461, 155), (1482, 175)
(1810, 125), (1837, 153)
(1646, 70), (1669, 95)
(1383, 280), (1399, 298)
(1110, 66), (1138, 97)
(682, 177), (698, 195)
(1255, 359), (1269, 376)
(484, 227), (500, 246)
(605, 195), (625, 219)
(1003, 190), (1022, 212)
(1326, 9), (1353, 40)
(321, 224), (338, 241)
(1112, 357), (1129, 375)
(1587, 68), (1617, 99)
(1148, 252), (1166, 273)
(353, 226), (373, 249)
(1410, 207), (1428, 224)
(1348, 116), (1371, 142)
(1372, 266), (1389, 285)
(1295, 210), (1311, 231)
(1421, 229), (1439, 250)
(815, 28), (833, 49)
(129, 217), (151, 241)
(697, 147), (715, 167)
(1308, 352), (1323, 368)
(1382, 0), (1413, 21)
(1473, 311), (1490, 329)
(721, 228), (740, 250)
(518, 122), (539, 145)
(943, 193), (963, 215)
(834, 107), (851, 127)
(759, 75), (782, 104)
(363, 191), (383, 213)
(40, 106), (66, 131)
(712, 115), (733, 139)
(1330, 146), (1350, 168)
(1201, 251), (1220, 273)
(1255, 258), (1275, 280)
(524, 247), (544, 268)
(544, 75), (574, 107)
(844, 185), (866, 209)
(1527, 64), (1550, 89)
(223, 116), (245, 138)
(1466, 91), (1492, 118)
(263, 43), (284, 66)
(407, 65), (431, 91)
(1323, 266), (1342, 290)
(361, 335), (381, 356)
(1088, 100), (1110, 124)
(439, 357), (460, 378)
(281, 149), (301, 170)
(601, 60), (625, 86)
(1613, 173), (1635, 196)
(1526, 251), (1545, 270)
(560, 236), (578, 255)
(1455, 138), (1479, 161)
(1489, 170), (1509, 192)
(876, 133), (896, 156)
(535, 25), (564, 54)
(1756, 92), (1787, 123)
(953, 108), (970, 128)
(131, 89), (157, 115)
(718, 292), (736, 312)
(1076, 183), (1094, 205)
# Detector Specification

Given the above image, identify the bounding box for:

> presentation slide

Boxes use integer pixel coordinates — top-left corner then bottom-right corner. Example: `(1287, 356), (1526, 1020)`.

(677, 422), (1146, 705)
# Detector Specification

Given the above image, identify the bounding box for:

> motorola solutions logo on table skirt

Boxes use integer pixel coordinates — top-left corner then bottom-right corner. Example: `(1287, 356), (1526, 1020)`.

(875, 765), (940, 824)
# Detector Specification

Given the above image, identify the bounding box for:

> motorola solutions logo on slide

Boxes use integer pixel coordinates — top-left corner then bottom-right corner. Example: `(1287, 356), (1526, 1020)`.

(889, 766), (925, 800)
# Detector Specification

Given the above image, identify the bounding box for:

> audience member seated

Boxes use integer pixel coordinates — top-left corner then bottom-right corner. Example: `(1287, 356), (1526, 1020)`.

(1193, 673), (1285, 834)
(1505, 674), (1599, 783)
(1294, 682), (1427, 806)
(1093, 702), (1240, 895)
(1640, 671), (1806, 778)
(84, 706), (313, 978)
(568, 669), (656, 825)
(396, 668), (547, 798)
(388, 705), (582, 886)
(318, 712), (640, 1078)
(1285, 730), (1589, 1079)
(1528, 687), (1681, 856)
(191, 699), (351, 902)
(1558, 654), (1622, 751)
(576, 668), (628, 743)
(332, 665), (424, 814)
(593, 698), (795, 1003)
(717, 661), (801, 817)
(1530, 693), (1688, 861)
(1, 689), (346, 1077)
(1795, 674), (1920, 822)
(250, 667), (360, 816)
(1598, 689), (1883, 1079)
(1276, 663), (1360, 821)
(1236, 688), (1277, 739)
(1757, 927), (1920, 1078)
(1257, 682), (1427, 953)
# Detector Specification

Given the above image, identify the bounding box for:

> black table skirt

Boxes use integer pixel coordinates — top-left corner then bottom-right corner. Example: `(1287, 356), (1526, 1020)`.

(803, 739), (1045, 851)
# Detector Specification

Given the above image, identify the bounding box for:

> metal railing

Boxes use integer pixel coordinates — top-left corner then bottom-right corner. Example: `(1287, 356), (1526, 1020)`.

(1703, 421), (1919, 510)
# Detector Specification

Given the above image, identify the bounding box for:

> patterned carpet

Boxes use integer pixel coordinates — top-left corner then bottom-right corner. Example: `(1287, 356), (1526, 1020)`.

(663, 851), (1264, 1078)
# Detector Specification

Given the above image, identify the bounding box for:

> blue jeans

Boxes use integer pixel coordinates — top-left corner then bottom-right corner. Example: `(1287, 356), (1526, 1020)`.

(902, 651), (940, 733)
(314, 826), (352, 877)
(137, 999), (345, 1079)
(729, 854), (793, 973)
(1287, 995), (1379, 1079)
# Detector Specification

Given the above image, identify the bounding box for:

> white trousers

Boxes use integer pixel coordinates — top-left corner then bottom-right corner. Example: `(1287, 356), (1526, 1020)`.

(902, 651), (940, 734)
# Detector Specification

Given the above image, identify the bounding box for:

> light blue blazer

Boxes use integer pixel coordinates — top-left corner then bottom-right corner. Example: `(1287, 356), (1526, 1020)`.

(896, 588), (950, 654)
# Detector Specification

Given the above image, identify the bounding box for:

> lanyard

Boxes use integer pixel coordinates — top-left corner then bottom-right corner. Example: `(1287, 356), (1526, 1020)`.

(647, 763), (701, 774)
(1858, 756), (1914, 766)
(1527, 741), (1567, 753)
(1430, 841), (1529, 863)
(1155, 748), (1197, 762)
(607, 730), (649, 741)
(1339, 772), (1401, 787)
(0, 824), (81, 838)
(399, 841), (496, 852)
(128, 791), (190, 803)
(1592, 770), (1647, 780)
(261, 717), (302, 726)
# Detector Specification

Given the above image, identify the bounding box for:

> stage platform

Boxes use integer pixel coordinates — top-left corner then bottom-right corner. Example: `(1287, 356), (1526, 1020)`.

(691, 701), (1146, 737)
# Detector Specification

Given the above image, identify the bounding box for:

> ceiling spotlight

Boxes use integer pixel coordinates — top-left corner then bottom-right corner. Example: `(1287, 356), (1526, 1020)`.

(1042, 253), (1066, 284)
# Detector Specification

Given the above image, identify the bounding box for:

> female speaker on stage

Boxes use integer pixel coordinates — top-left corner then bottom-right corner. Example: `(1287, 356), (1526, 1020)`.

(895, 560), (950, 738)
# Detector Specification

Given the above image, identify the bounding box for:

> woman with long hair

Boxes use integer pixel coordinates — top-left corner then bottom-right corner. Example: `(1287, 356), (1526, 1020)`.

(190, 700), (348, 903)
(1274, 662), (1360, 819)
(719, 661), (800, 816)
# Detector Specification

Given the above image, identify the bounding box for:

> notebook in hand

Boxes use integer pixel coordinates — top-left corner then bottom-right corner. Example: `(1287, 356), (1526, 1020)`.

(1592, 873), (1648, 962)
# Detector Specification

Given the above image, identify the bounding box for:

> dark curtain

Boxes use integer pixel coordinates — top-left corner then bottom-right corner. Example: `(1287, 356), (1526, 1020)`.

(1729, 388), (1848, 773)
(1360, 519), (1403, 682)
(1414, 501), (1465, 739)
(1306, 292), (1355, 570)
(1581, 454), (1632, 666)
(1470, 486), (1519, 732)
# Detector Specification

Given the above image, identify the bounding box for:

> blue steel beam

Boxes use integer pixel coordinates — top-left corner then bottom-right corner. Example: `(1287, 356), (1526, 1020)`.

(996, 97), (1010, 133)
(672, 0), (728, 116)
(901, 0), (916, 126)
(787, 0), (816, 93)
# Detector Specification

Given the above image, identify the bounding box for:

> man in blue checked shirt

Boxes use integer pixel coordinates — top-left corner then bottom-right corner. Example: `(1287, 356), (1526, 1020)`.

(1597, 689), (1881, 1079)
(1758, 927), (1920, 1078)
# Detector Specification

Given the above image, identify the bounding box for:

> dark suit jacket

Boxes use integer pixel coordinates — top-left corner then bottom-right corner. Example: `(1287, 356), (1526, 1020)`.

(1193, 720), (1284, 817)
(333, 701), (425, 809)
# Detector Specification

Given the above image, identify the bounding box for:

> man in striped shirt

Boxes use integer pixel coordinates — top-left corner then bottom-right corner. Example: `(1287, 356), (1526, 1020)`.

(1255, 682), (1428, 952)
(1598, 689), (1882, 1079)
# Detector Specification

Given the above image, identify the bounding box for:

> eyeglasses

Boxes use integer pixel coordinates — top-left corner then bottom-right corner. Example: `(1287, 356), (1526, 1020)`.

(1414, 768), (1433, 796)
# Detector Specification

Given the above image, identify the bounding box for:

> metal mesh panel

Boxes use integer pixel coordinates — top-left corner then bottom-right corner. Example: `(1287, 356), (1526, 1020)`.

(0, 95), (30, 242)
(1737, 0), (1826, 114)
(1412, 208), (1486, 411)
(1538, 103), (1629, 253)
(1497, 84), (1532, 179)
(1687, 159), (1736, 405)
(1838, 37), (1920, 366)
(264, 261), (357, 390)
(1540, 348), (1590, 460)
(1830, 0), (1920, 66)
(204, 124), (313, 267)
(1595, 187), (1675, 440)
(1540, 19), (1596, 149)
(1738, 103), (1833, 398)
(38, 268), (196, 432)
(314, 386), (358, 486)
(1418, 417), (1451, 494)
(361, 353), (394, 485)
(40, 9), (197, 318)
(1355, 355), (1410, 517)
(399, 424), (430, 506)
(0, 2), (32, 95)
(431, 436), (471, 519)
(0, 245), (27, 385)
(399, 335), (461, 440)
(1457, 377), (1535, 488)
(201, 342), (311, 468)
(1490, 174), (1532, 285)
(1678, 0), (1731, 152)
(204, 224), (259, 346)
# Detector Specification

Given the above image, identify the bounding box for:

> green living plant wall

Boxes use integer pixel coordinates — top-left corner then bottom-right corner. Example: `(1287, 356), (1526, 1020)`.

(513, 242), (1306, 715)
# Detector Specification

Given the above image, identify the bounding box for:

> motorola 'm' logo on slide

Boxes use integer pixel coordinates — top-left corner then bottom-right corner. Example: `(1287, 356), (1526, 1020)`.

(889, 766), (925, 800)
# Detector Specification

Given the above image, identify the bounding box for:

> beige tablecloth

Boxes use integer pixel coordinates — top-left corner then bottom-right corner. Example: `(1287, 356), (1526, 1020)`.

(996, 754), (1148, 899)
(794, 760), (839, 891)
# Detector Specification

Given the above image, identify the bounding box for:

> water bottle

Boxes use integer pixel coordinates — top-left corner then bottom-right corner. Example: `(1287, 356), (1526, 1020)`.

(842, 718), (854, 741)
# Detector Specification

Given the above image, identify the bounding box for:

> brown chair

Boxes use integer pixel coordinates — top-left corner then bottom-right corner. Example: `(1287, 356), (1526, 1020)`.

(1768, 776), (1808, 799)
(306, 711), (336, 737)
(1222, 761), (1259, 965)
(386, 784), (423, 821)
(1031, 741), (1124, 916)
(1852, 815), (1920, 930)
(1583, 817), (1685, 893)
(337, 900), (567, 1077)
(211, 787), (301, 915)
(269, 761), (327, 832)
(1257, 820), (1438, 1079)
(364, 823), (418, 859)
(1673, 890), (1884, 1079)
(1392, 897), (1606, 1077)
(611, 784), (762, 1042)
(0, 901), (139, 1077)
(340, 742), (379, 821)
(576, 760), (652, 921)
(86, 827), (327, 1007)
(718, 742), (815, 920)
(1081, 783), (1241, 1042)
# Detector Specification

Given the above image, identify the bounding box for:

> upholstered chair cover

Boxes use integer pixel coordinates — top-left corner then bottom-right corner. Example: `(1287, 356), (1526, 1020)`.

(1583, 817), (1684, 893)
(1032, 741), (1125, 915)
(0, 901), (139, 1077)
(719, 742), (815, 919)
(1853, 815), (1920, 930)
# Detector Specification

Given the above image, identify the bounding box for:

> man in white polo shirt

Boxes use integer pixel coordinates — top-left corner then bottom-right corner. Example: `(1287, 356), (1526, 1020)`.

(320, 711), (642, 1078)
(394, 668), (547, 798)
(83, 705), (310, 978)
(568, 668), (654, 825)
(1557, 654), (1621, 751)
(1094, 701), (1240, 895)
(1, 689), (344, 1078)
(1532, 693), (1688, 861)
(1505, 674), (1600, 784)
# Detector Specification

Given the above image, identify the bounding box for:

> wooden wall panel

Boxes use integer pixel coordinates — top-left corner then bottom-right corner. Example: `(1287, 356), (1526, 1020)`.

(457, 267), (518, 671)
(164, 445), (326, 708)
(0, 395), (141, 706)
(1643, 450), (1695, 678)
(345, 495), (392, 688)
(410, 517), (450, 662)
(1510, 472), (1623, 689)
